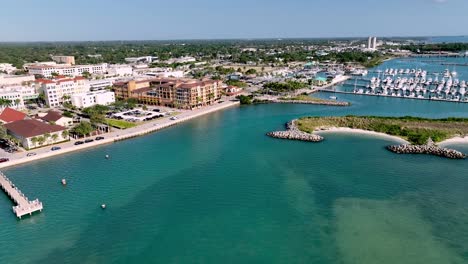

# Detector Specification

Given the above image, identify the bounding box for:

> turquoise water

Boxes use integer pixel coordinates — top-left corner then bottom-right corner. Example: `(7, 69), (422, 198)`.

(0, 93), (467, 263)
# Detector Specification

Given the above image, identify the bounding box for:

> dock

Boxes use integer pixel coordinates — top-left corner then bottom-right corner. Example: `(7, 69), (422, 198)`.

(0, 171), (43, 218)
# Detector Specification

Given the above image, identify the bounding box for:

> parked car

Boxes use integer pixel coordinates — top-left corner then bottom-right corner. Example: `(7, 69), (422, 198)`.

(0, 158), (9, 163)
(26, 152), (37, 157)
(95, 136), (105, 141)
(84, 139), (94, 143)
(74, 141), (84, 145)
(170, 116), (178, 121)
(51, 147), (61, 151)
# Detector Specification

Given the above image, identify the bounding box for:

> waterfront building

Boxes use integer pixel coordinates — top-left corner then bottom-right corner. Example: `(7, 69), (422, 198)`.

(71, 90), (115, 108)
(37, 110), (73, 127)
(0, 107), (27, 124)
(35, 77), (90, 107)
(0, 74), (35, 86)
(113, 79), (151, 100)
(28, 63), (108, 77)
(51, 56), (75, 65)
(4, 119), (68, 149)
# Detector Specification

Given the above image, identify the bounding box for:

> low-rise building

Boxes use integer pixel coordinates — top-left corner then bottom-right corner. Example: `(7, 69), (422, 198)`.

(89, 79), (113, 91)
(37, 110), (73, 127)
(71, 90), (115, 108)
(28, 63), (108, 77)
(0, 74), (35, 86)
(107, 65), (133, 76)
(4, 119), (68, 149)
(35, 77), (90, 107)
(0, 64), (17, 74)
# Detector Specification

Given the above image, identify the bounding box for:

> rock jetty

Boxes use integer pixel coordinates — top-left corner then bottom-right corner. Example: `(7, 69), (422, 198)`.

(267, 120), (324, 142)
(271, 99), (350, 106)
(386, 144), (466, 159)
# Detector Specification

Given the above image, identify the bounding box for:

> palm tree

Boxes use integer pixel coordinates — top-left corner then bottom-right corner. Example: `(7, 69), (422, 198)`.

(62, 130), (69, 140)
(30, 137), (38, 147)
(51, 134), (59, 142)
(37, 136), (46, 146)
(14, 99), (21, 108)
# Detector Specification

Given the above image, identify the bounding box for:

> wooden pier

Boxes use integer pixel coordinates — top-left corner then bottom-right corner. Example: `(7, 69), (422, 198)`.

(0, 171), (43, 219)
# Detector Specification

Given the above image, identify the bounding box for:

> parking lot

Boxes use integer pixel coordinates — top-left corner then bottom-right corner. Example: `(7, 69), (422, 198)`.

(109, 108), (170, 122)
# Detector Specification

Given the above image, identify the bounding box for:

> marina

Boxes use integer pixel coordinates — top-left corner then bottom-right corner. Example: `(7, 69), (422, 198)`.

(328, 65), (468, 103)
(0, 171), (43, 218)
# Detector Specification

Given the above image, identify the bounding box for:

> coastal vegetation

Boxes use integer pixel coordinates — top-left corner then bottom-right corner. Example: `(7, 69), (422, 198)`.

(264, 81), (308, 93)
(278, 94), (335, 103)
(296, 116), (468, 145)
(225, 80), (247, 88)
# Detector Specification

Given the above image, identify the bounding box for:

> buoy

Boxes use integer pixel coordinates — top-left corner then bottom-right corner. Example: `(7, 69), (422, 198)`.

(101, 204), (106, 209)
(61, 179), (67, 185)
(105, 155), (110, 159)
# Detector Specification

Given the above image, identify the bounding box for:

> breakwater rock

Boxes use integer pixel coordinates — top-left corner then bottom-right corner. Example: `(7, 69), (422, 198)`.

(270, 99), (350, 106)
(387, 144), (466, 159)
(267, 120), (324, 142)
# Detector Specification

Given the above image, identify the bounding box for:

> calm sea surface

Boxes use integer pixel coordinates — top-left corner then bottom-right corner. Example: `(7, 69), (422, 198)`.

(1, 59), (468, 263)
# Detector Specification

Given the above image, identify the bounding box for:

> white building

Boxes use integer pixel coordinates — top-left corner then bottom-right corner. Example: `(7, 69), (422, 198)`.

(125, 56), (158, 64)
(107, 64), (133, 76)
(0, 63), (17, 74)
(89, 79), (114, 91)
(71, 90), (115, 108)
(28, 63), (108, 77)
(145, 70), (185, 78)
(367, 36), (377, 50)
(165, 56), (196, 64)
(0, 86), (38, 110)
(35, 77), (90, 107)
(0, 74), (35, 86)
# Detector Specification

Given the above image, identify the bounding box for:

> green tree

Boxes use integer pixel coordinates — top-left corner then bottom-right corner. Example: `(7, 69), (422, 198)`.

(37, 136), (46, 146)
(72, 121), (94, 137)
(30, 137), (38, 147)
(62, 130), (69, 139)
(0, 124), (7, 139)
(51, 134), (59, 141)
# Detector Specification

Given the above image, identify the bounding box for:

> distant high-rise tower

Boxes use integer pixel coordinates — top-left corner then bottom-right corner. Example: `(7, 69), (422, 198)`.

(367, 36), (377, 50)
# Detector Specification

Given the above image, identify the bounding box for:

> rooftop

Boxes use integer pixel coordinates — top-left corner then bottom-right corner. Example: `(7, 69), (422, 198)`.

(5, 119), (66, 138)
(0, 107), (27, 123)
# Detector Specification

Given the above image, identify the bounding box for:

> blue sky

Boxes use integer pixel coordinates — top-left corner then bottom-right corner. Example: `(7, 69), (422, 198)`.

(0, 0), (466, 41)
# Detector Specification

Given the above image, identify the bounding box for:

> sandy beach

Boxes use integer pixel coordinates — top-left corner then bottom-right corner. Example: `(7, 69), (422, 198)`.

(314, 127), (410, 144)
(0, 100), (240, 169)
(438, 136), (468, 147)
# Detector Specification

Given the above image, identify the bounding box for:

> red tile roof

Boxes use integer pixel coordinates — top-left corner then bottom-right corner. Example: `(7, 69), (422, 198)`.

(39, 110), (63, 122)
(4, 119), (66, 138)
(0, 107), (27, 123)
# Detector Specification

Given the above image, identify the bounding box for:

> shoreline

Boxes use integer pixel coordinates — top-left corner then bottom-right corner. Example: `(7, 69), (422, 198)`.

(438, 136), (468, 147)
(0, 100), (240, 170)
(313, 127), (410, 144)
